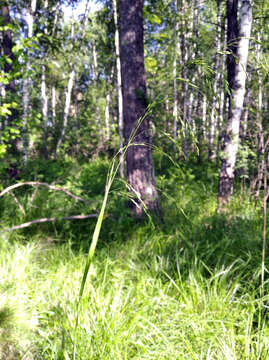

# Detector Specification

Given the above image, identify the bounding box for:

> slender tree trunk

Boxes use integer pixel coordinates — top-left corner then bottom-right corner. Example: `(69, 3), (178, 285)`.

(112, 0), (124, 178)
(218, 0), (252, 208)
(54, 69), (75, 158)
(209, 0), (222, 160)
(41, 0), (49, 159)
(180, 0), (189, 157)
(172, 0), (179, 158)
(217, 16), (227, 160)
(105, 94), (111, 142)
(54, 5), (90, 158)
(41, 64), (49, 159)
(92, 41), (102, 140)
(119, 0), (160, 217)
(104, 65), (114, 142)
(22, 0), (37, 163)
(52, 85), (56, 126)
(54, 20), (75, 159)
(202, 94), (207, 140)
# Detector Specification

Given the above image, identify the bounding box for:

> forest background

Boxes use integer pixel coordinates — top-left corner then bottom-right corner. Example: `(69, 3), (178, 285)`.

(0, 0), (268, 358)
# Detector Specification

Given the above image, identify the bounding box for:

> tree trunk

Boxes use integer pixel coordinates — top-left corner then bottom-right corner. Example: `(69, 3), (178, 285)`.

(54, 20), (76, 159)
(22, 0), (37, 163)
(119, 0), (160, 217)
(218, 0), (252, 209)
(52, 85), (56, 126)
(41, 64), (49, 159)
(172, 0), (179, 158)
(54, 69), (75, 158)
(92, 41), (102, 141)
(209, 0), (222, 160)
(112, 0), (124, 177)
(180, 0), (189, 157)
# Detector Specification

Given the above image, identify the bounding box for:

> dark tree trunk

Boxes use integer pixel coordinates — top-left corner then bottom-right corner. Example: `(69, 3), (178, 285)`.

(119, 0), (159, 217)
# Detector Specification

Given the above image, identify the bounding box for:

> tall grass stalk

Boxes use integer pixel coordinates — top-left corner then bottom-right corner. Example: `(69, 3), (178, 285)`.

(73, 108), (153, 359)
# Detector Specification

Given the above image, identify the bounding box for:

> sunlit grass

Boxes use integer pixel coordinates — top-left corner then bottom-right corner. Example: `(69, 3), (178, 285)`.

(0, 158), (268, 359)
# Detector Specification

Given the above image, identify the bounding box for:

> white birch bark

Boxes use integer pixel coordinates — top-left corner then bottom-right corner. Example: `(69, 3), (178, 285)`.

(112, 0), (124, 178)
(22, 0), (37, 163)
(41, 0), (49, 158)
(218, 0), (252, 207)
(105, 92), (111, 141)
(202, 93), (207, 139)
(54, 3), (90, 158)
(181, 0), (189, 157)
(92, 41), (102, 139)
(209, 0), (222, 160)
(172, 0), (179, 157)
(52, 85), (56, 125)
(104, 65), (114, 142)
(55, 69), (75, 157)
(41, 63), (49, 157)
(217, 15), (227, 159)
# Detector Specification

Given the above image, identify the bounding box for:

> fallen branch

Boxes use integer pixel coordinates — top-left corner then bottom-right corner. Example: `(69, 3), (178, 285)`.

(3, 214), (99, 232)
(0, 181), (91, 204)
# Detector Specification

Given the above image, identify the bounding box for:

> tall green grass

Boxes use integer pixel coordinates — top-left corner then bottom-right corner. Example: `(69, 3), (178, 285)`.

(0, 157), (268, 359)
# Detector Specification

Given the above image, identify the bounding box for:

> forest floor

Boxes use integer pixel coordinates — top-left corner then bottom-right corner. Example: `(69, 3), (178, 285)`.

(0, 156), (268, 359)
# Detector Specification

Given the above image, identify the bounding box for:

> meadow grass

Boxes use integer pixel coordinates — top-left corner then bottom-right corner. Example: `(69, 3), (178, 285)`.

(0, 158), (268, 359)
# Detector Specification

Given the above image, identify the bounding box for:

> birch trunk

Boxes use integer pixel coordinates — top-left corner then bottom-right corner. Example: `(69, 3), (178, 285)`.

(112, 0), (124, 178)
(54, 69), (75, 158)
(181, 0), (189, 157)
(52, 85), (56, 126)
(172, 0), (179, 158)
(217, 17), (227, 160)
(41, 64), (49, 159)
(218, 0), (252, 208)
(41, 0), (49, 159)
(209, 0), (222, 160)
(54, 19), (75, 159)
(104, 65), (114, 142)
(92, 41), (102, 140)
(22, 0), (37, 163)
(54, 4), (90, 158)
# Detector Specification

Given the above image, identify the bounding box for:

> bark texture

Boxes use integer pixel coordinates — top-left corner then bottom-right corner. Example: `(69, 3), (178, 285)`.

(119, 0), (159, 217)
(218, 0), (252, 208)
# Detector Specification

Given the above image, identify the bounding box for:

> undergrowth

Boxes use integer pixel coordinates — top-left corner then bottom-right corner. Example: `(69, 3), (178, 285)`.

(0, 157), (268, 359)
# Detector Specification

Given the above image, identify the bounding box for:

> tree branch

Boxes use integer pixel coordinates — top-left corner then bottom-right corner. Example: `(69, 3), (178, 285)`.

(3, 214), (99, 232)
(0, 181), (91, 204)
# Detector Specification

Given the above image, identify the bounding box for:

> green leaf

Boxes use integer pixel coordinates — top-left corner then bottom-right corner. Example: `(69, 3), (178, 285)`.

(148, 14), (162, 25)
